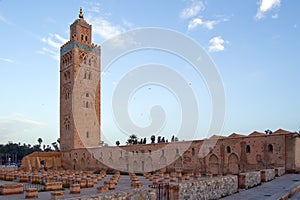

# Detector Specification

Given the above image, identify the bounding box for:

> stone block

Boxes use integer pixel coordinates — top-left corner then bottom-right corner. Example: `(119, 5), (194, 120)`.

(275, 167), (285, 177)
(238, 171), (261, 189)
(25, 188), (38, 199)
(44, 182), (62, 191)
(69, 183), (80, 194)
(179, 175), (238, 199)
(261, 169), (275, 182)
(50, 191), (64, 200)
(97, 186), (108, 193)
(0, 184), (23, 195)
(86, 178), (94, 188)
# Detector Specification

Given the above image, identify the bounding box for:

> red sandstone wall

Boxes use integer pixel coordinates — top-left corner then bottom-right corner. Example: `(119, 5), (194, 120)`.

(61, 134), (289, 173)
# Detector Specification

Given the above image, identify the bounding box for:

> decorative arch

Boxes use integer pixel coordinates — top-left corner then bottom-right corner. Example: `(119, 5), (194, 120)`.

(174, 156), (183, 170)
(133, 160), (138, 172)
(208, 154), (219, 175)
(228, 153), (239, 174)
(145, 156), (153, 172)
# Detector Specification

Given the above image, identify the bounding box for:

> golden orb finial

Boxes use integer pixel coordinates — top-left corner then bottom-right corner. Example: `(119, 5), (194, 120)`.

(79, 7), (84, 19)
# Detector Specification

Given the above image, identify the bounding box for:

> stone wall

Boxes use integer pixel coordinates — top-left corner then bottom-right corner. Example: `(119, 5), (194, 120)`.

(275, 167), (285, 177)
(261, 169), (275, 182)
(64, 188), (156, 200)
(179, 175), (238, 199)
(238, 171), (261, 189)
(21, 152), (61, 171)
(59, 132), (291, 173)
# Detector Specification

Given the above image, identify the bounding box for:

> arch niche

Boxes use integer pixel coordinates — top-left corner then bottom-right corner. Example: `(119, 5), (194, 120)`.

(228, 153), (239, 174)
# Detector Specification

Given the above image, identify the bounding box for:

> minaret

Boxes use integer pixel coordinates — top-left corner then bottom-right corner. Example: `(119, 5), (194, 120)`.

(60, 8), (101, 152)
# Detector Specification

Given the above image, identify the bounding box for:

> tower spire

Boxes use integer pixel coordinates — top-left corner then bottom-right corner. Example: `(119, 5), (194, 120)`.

(79, 7), (84, 19)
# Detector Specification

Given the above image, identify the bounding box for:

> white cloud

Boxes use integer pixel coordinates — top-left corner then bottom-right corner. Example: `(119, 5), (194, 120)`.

(188, 17), (219, 30)
(0, 57), (14, 63)
(255, 0), (281, 19)
(0, 114), (46, 142)
(180, 0), (205, 19)
(40, 33), (67, 60)
(54, 34), (68, 44)
(0, 15), (10, 25)
(208, 36), (225, 52)
(271, 14), (278, 19)
(84, 1), (101, 13)
(42, 37), (61, 49)
(86, 15), (125, 40)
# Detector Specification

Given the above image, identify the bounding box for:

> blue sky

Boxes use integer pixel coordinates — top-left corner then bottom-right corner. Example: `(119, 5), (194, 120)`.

(0, 0), (299, 146)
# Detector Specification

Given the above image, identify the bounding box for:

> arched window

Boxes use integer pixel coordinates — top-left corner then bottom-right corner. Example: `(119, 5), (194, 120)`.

(81, 34), (84, 41)
(192, 148), (195, 156)
(88, 72), (91, 80)
(246, 145), (251, 153)
(268, 144), (273, 153)
(86, 131), (89, 138)
(226, 146), (231, 153)
(86, 93), (89, 97)
(85, 36), (88, 41)
(85, 101), (89, 108)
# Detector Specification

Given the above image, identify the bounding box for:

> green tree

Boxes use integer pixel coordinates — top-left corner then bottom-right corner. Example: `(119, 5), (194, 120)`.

(127, 134), (137, 145)
(151, 135), (155, 143)
(116, 141), (120, 146)
(37, 138), (43, 150)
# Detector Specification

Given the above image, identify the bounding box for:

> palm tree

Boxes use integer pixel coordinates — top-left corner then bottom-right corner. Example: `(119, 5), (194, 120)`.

(151, 135), (155, 143)
(37, 138), (43, 147)
(127, 134), (138, 145)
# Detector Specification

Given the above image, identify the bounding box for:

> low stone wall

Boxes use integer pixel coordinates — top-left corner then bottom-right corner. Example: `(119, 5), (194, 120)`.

(44, 182), (62, 191)
(261, 169), (275, 182)
(238, 171), (261, 189)
(275, 167), (285, 177)
(0, 184), (23, 195)
(63, 189), (156, 200)
(179, 175), (238, 199)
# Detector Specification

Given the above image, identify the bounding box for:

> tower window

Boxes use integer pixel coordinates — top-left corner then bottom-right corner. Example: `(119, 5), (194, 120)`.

(86, 93), (89, 97)
(85, 36), (88, 41)
(246, 145), (251, 153)
(86, 131), (89, 138)
(226, 146), (231, 153)
(85, 101), (89, 108)
(192, 148), (195, 156)
(88, 72), (91, 80)
(268, 144), (273, 153)
(81, 34), (84, 41)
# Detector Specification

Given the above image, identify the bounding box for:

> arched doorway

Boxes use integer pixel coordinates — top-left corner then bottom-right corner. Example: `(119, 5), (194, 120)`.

(228, 153), (239, 174)
(208, 154), (219, 175)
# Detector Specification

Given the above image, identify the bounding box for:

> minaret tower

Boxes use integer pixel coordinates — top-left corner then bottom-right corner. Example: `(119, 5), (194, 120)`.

(60, 8), (101, 152)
